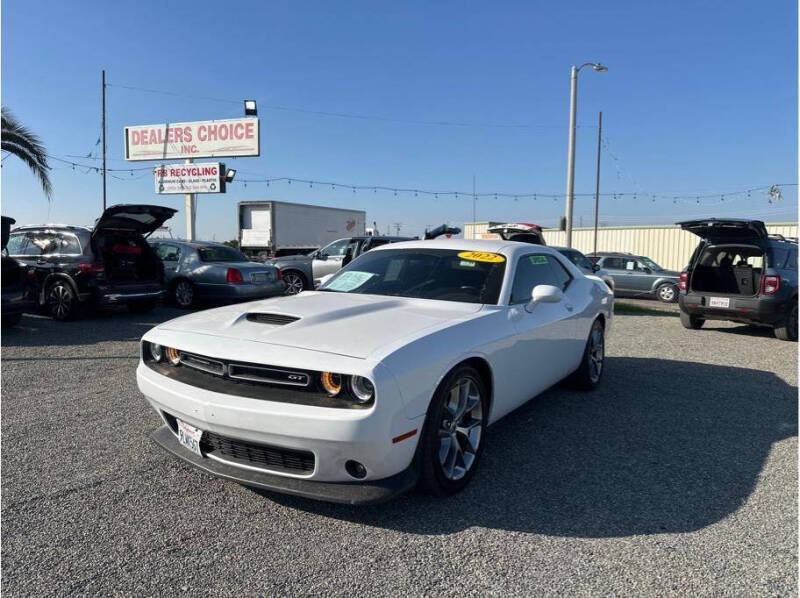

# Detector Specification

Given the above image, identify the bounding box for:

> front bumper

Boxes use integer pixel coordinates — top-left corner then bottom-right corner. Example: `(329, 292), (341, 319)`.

(150, 425), (417, 504)
(137, 355), (423, 488)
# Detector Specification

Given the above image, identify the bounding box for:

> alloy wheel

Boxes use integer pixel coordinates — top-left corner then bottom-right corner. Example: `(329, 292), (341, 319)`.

(175, 281), (194, 307)
(284, 273), (304, 295)
(659, 285), (676, 302)
(588, 325), (605, 383)
(48, 284), (73, 320)
(438, 376), (483, 481)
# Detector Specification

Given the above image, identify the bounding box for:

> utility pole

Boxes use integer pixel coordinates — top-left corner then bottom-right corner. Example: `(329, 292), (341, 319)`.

(185, 158), (196, 240)
(101, 69), (107, 211)
(593, 111), (603, 257)
(393, 222), (402, 235)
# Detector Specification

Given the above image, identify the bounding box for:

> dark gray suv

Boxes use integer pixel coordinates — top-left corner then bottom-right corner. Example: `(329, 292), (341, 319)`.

(590, 252), (681, 303)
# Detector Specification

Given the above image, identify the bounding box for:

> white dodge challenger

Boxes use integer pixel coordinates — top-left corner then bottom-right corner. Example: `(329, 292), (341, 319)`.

(137, 239), (613, 503)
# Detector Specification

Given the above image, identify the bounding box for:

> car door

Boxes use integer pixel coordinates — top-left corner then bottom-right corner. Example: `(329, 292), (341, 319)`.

(626, 259), (657, 293)
(154, 243), (182, 283)
(501, 253), (578, 413)
(599, 257), (632, 291)
(311, 238), (351, 281)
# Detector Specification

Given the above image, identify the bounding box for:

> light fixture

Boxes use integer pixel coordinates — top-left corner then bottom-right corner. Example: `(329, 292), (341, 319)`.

(592, 63), (609, 72)
(225, 169), (236, 183)
(244, 100), (257, 116)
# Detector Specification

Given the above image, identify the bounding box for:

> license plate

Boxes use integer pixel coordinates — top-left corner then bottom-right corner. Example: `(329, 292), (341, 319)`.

(708, 297), (730, 308)
(251, 273), (268, 284)
(177, 419), (203, 456)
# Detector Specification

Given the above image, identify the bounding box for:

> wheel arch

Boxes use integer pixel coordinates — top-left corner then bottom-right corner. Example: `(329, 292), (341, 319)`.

(432, 356), (495, 421)
(40, 273), (80, 305)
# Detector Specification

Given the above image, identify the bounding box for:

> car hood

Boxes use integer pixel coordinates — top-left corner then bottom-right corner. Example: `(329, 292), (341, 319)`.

(158, 291), (483, 359)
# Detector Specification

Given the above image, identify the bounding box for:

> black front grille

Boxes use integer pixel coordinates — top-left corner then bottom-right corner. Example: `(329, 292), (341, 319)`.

(246, 313), (300, 325)
(201, 431), (315, 474)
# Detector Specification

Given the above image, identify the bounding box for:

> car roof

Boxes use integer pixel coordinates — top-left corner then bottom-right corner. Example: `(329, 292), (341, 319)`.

(150, 239), (233, 248)
(369, 237), (564, 258)
(12, 224), (92, 232)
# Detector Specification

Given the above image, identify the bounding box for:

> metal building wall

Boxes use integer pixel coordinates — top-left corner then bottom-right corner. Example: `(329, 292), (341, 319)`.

(463, 222), (798, 271)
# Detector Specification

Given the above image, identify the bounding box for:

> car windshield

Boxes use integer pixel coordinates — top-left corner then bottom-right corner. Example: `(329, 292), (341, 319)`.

(197, 246), (248, 262)
(639, 257), (663, 271)
(318, 248), (506, 304)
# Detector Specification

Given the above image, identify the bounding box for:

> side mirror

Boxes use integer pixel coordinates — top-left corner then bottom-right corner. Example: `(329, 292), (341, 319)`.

(316, 253), (327, 261)
(643, 267), (652, 274)
(527, 284), (563, 311)
(592, 263), (600, 273)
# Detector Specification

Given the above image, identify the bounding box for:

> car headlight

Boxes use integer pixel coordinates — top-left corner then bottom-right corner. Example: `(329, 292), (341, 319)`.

(165, 346), (181, 365)
(350, 376), (375, 403)
(149, 342), (163, 362)
(320, 371), (343, 396)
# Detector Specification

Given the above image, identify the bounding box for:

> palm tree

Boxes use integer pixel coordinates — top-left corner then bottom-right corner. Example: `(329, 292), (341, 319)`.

(1, 107), (52, 199)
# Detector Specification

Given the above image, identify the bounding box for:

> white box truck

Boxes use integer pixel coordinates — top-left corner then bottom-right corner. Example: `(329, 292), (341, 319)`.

(238, 200), (367, 258)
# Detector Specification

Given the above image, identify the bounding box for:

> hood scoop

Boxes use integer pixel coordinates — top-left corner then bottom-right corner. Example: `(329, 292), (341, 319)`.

(246, 313), (300, 326)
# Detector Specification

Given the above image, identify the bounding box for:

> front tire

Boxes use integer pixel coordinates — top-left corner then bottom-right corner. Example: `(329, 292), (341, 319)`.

(656, 283), (678, 303)
(173, 279), (195, 308)
(419, 365), (488, 496)
(569, 318), (605, 390)
(46, 280), (82, 321)
(774, 302), (798, 341)
(680, 310), (704, 330)
(283, 271), (306, 295)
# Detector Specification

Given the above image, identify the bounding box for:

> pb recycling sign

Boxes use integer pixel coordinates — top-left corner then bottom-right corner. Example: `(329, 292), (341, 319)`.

(154, 162), (224, 194)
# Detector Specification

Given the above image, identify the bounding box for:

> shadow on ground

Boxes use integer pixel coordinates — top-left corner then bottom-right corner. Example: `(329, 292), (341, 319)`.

(262, 357), (797, 538)
(0, 306), (186, 348)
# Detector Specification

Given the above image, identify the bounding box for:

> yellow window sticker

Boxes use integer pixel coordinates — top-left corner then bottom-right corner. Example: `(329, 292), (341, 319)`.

(457, 251), (506, 263)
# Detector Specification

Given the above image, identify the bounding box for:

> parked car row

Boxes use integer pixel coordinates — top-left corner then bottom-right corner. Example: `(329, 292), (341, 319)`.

(1, 205), (286, 325)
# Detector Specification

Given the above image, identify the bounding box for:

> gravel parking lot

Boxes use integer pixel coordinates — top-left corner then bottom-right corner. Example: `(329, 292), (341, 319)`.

(2, 306), (797, 596)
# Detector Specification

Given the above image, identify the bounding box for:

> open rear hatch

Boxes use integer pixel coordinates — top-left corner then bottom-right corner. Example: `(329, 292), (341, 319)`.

(92, 205), (176, 282)
(487, 222), (546, 245)
(678, 219), (768, 242)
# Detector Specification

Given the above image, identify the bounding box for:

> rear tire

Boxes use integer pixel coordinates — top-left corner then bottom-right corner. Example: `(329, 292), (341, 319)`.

(128, 300), (157, 314)
(283, 271), (306, 295)
(569, 318), (605, 390)
(656, 283), (678, 303)
(46, 280), (82, 321)
(680, 310), (704, 330)
(774, 302), (798, 341)
(418, 365), (488, 497)
(173, 279), (195, 308)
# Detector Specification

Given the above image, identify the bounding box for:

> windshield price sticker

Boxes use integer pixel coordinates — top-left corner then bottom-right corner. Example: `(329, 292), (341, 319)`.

(457, 251), (505, 263)
(325, 271), (376, 292)
(528, 255), (549, 265)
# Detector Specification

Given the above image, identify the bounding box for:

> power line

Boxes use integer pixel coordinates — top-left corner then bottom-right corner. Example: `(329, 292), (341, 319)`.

(107, 81), (594, 130)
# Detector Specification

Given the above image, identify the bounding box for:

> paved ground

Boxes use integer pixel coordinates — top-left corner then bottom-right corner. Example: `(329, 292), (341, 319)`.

(2, 305), (797, 596)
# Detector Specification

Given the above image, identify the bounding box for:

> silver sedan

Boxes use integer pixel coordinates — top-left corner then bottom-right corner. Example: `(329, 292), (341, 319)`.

(150, 240), (285, 308)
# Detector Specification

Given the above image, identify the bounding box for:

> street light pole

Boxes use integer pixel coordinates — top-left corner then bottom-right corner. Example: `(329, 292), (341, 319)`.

(593, 111), (603, 257)
(564, 62), (608, 248)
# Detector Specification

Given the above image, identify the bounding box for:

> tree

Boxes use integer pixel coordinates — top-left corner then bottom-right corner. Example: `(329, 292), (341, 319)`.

(223, 239), (239, 248)
(2, 107), (52, 199)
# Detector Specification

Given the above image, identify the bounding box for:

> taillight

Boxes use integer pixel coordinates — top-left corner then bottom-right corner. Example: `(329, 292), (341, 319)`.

(79, 262), (105, 275)
(678, 271), (688, 291)
(760, 274), (781, 295)
(226, 267), (244, 283)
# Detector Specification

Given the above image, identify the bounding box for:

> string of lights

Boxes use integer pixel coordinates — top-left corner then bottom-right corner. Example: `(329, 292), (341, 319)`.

(45, 151), (795, 206)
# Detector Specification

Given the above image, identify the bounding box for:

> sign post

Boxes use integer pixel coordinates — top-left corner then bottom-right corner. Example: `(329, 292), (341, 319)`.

(185, 159), (195, 241)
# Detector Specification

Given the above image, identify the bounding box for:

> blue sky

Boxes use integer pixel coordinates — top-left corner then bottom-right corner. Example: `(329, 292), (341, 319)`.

(2, 0), (797, 240)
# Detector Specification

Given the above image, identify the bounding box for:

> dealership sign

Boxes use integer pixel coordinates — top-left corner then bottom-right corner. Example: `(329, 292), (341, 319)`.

(125, 118), (259, 161)
(154, 162), (224, 194)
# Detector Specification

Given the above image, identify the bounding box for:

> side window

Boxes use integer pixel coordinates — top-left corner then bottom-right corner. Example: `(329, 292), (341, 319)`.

(156, 243), (181, 261)
(602, 257), (625, 270)
(786, 247), (798, 270)
(6, 233), (28, 255)
(510, 254), (573, 304)
(56, 232), (82, 254)
(318, 238), (350, 258)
